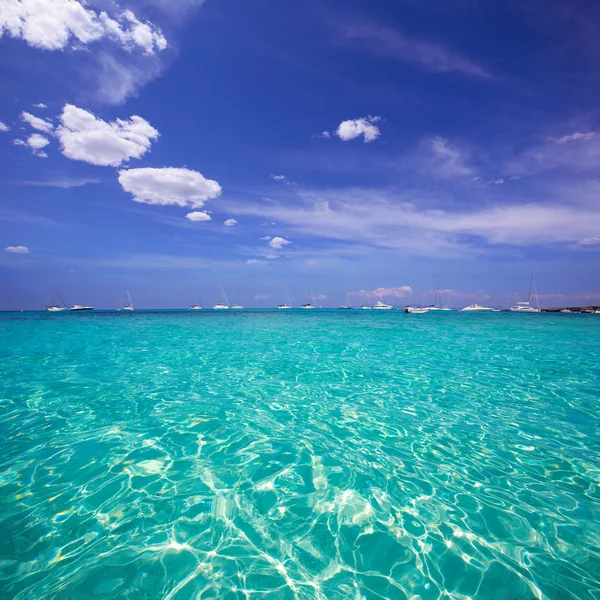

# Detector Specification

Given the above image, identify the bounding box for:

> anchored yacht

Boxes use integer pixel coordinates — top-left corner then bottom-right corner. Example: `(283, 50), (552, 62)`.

(461, 304), (497, 312)
(45, 293), (67, 312)
(301, 286), (317, 309)
(213, 286), (230, 309)
(70, 304), (94, 311)
(511, 272), (541, 313)
(372, 300), (393, 310)
(190, 293), (202, 310)
(278, 287), (292, 309)
(230, 290), (244, 309)
(404, 306), (429, 314)
(122, 290), (134, 311)
(338, 294), (352, 309)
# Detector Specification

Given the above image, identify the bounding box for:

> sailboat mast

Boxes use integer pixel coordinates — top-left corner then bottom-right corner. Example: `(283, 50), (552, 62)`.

(220, 285), (229, 306)
(530, 272), (539, 309)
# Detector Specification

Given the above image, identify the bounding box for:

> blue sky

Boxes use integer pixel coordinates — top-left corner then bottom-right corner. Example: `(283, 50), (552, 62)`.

(1, 0), (600, 309)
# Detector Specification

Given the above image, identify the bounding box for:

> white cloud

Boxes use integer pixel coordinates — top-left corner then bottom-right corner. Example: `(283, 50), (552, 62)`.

(552, 132), (596, 144)
(34, 103), (47, 108)
(21, 111), (53, 133)
(0, 0), (167, 54)
(247, 259), (267, 265)
(57, 104), (158, 166)
(259, 236), (272, 240)
(185, 211), (211, 222)
(313, 293), (327, 300)
(319, 131), (330, 139)
(27, 133), (49, 150)
(118, 167), (222, 208)
(0, 122), (9, 132)
(578, 237), (600, 246)
(229, 187), (600, 254)
(4, 245), (30, 253)
(350, 286), (412, 299)
(254, 294), (269, 299)
(224, 218), (237, 226)
(268, 236), (291, 249)
(13, 133), (50, 156)
(271, 174), (291, 184)
(335, 116), (381, 143)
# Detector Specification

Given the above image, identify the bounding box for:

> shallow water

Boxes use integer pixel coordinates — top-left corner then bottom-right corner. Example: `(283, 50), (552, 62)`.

(0, 310), (599, 599)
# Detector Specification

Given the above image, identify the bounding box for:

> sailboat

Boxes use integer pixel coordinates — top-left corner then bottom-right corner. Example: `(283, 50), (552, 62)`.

(230, 290), (244, 309)
(190, 293), (202, 310)
(213, 286), (230, 309)
(122, 290), (134, 311)
(511, 272), (541, 313)
(426, 289), (452, 311)
(301, 286), (316, 309)
(45, 292), (67, 312)
(338, 294), (352, 309)
(278, 287), (292, 309)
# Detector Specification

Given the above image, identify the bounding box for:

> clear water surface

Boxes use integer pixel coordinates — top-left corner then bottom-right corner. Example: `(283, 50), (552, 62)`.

(0, 310), (599, 599)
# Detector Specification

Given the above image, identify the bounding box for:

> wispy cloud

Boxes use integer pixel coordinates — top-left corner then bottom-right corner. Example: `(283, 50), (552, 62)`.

(228, 186), (600, 255)
(349, 286), (412, 299)
(0, 206), (61, 227)
(11, 177), (100, 188)
(338, 21), (492, 80)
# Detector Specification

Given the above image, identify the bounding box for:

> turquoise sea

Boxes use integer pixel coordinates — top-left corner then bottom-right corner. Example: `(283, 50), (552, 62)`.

(1, 310), (599, 599)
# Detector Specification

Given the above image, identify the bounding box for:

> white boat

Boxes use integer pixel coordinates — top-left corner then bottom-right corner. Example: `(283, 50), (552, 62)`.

(45, 293), (67, 312)
(70, 304), (93, 311)
(404, 306), (429, 314)
(372, 300), (393, 310)
(122, 290), (134, 311)
(426, 290), (452, 311)
(278, 287), (292, 309)
(461, 304), (497, 312)
(301, 286), (317, 309)
(560, 309), (572, 313)
(190, 293), (202, 310)
(213, 286), (230, 309)
(230, 290), (244, 309)
(338, 294), (352, 309)
(359, 303), (372, 310)
(510, 272), (541, 313)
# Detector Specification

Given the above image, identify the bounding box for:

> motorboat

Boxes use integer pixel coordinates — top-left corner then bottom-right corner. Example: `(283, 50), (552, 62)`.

(404, 306), (429, 314)
(372, 300), (393, 310)
(70, 305), (93, 311)
(461, 304), (497, 312)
